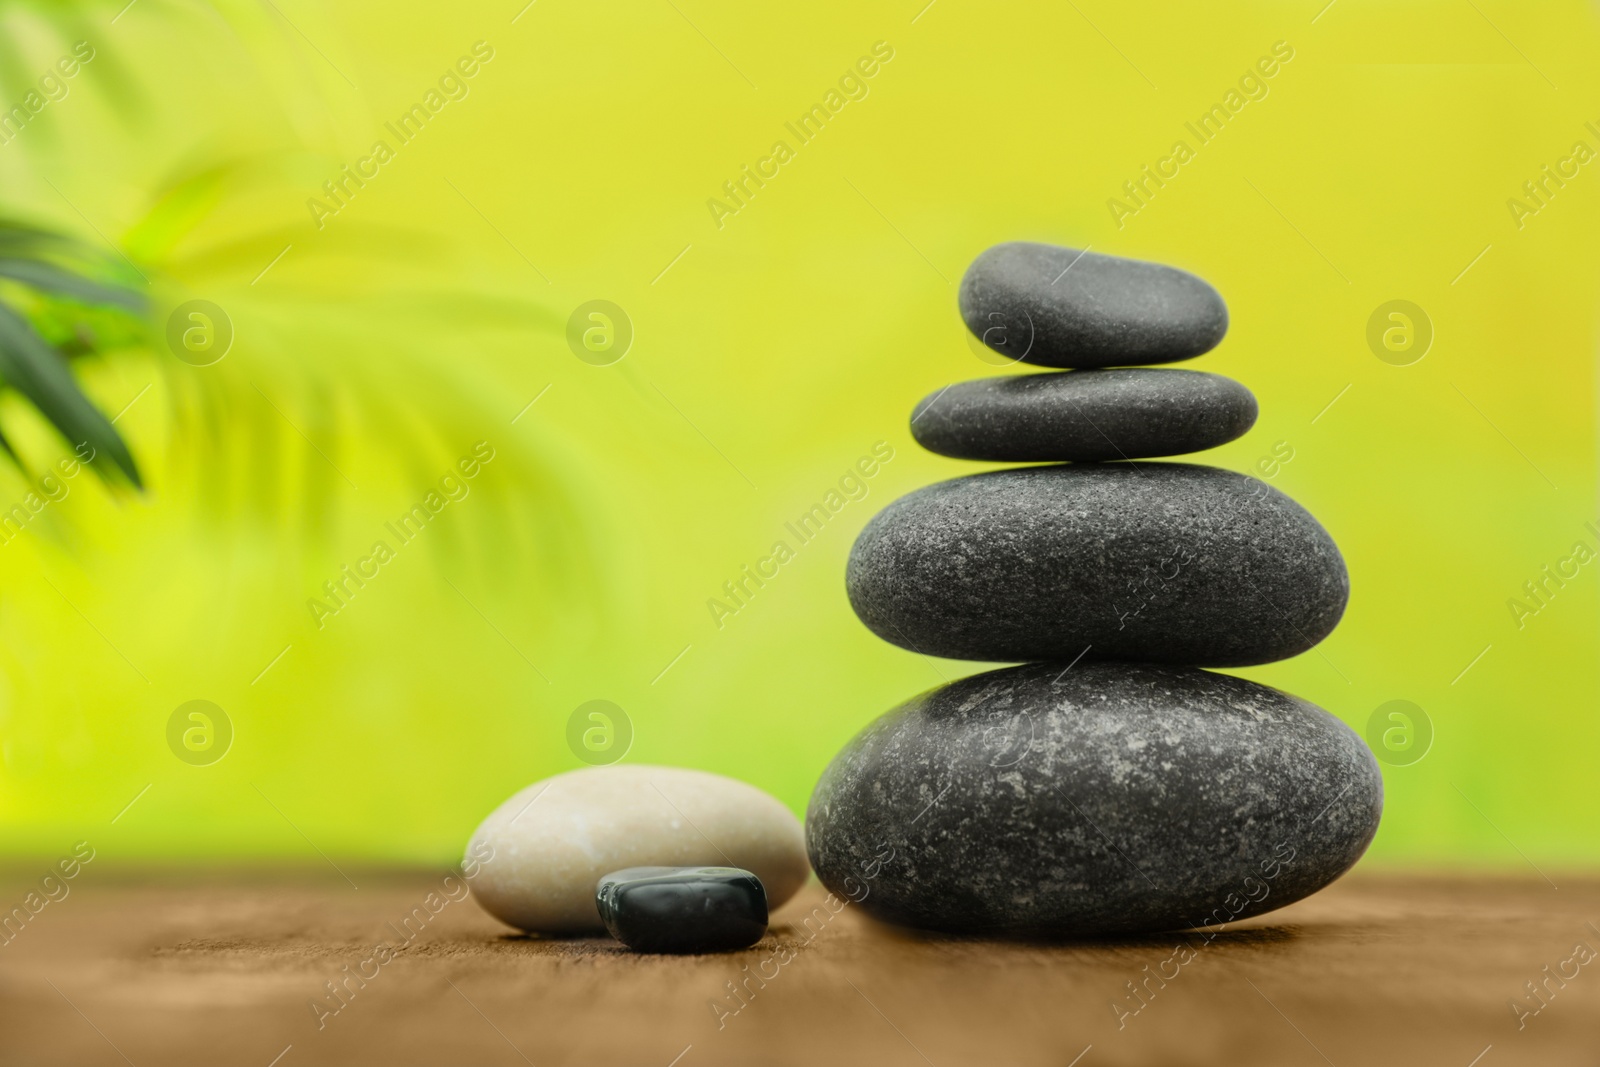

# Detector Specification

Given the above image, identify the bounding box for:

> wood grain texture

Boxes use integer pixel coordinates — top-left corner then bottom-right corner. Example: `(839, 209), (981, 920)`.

(0, 868), (1593, 1066)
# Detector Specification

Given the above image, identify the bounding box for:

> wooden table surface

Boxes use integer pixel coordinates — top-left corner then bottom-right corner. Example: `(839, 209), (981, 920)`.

(0, 867), (1594, 1066)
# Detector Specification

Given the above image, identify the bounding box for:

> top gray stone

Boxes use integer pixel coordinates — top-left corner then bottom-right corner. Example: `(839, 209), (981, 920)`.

(959, 242), (1228, 368)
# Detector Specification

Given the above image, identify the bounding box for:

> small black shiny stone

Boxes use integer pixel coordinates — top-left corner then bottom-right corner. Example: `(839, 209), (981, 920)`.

(595, 866), (768, 954)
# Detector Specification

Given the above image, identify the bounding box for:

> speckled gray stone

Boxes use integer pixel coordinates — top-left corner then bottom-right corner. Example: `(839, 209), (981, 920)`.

(846, 463), (1347, 666)
(910, 369), (1257, 462)
(806, 662), (1382, 936)
(959, 243), (1228, 368)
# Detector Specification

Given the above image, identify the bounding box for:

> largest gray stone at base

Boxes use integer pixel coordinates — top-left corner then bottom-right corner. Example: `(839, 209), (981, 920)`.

(806, 662), (1382, 936)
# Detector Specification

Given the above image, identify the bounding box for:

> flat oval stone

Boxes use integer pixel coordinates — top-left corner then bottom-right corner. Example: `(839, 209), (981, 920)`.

(959, 242), (1228, 368)
(466, 765), (808, 934)
(910, 369), (1257, 462)
(596, 866), (768, 953)
(846, 463), (1347, 666)
(806, 662), (1382, 936)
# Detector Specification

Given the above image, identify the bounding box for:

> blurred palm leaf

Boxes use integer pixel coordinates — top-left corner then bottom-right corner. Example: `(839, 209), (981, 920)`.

(0, 0), (598, 628)
(0, 217), (142, 486)
(0, 2), (143, 136)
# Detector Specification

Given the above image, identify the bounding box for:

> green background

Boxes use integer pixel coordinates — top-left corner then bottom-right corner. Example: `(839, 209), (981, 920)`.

(0, 0), (1595, 870)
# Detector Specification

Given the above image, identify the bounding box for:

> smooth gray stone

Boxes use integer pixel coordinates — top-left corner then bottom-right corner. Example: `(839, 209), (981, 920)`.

(910, 369), (1257, 462)
(959, 242), (1228, 368)
(806, 662), (1382, 936)
(596, 866), (768, 954)
(846, 463), (1347, 666)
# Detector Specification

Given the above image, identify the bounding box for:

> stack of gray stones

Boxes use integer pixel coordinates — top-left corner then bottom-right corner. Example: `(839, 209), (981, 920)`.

(806, 242), (1383, 936)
